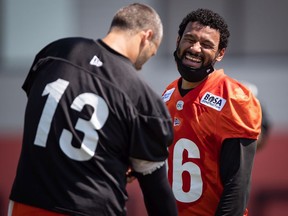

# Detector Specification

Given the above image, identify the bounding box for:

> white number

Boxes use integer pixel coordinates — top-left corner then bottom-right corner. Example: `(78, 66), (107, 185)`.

(60, 93), (108, 161)
(34, 78), (109, 161)
(172, 138), (203, 202)
(34, 79), (69, 147)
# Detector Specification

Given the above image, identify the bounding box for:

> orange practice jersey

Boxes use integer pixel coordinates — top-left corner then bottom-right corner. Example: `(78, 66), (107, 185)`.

(162, 69), (261, 216)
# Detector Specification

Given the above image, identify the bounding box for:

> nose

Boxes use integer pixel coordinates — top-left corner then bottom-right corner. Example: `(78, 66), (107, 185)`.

(190, 42), (201, 52)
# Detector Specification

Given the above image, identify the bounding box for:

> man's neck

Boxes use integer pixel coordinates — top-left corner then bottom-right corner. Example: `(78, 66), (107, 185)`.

(102, 30), (140, 64)
(181, 77), (207, 89)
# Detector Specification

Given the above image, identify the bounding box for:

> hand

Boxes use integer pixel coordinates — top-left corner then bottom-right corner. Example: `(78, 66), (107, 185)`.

(126, 168), (136, 183)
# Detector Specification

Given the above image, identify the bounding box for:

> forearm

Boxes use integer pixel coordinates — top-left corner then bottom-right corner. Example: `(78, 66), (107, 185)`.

(215, 138), (257, 216)
(136, 164), (178, 216)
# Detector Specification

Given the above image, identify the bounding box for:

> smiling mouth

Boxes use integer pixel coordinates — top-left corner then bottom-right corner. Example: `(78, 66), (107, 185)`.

(182, 52), (202, 68)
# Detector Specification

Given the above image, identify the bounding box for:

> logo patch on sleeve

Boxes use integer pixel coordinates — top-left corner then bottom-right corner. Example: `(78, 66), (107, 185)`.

(162, 88), (175, 102)
(200, 92), (226, 111)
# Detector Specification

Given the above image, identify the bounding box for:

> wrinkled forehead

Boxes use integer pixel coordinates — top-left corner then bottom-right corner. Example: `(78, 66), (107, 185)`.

(183, 21), (219, 35)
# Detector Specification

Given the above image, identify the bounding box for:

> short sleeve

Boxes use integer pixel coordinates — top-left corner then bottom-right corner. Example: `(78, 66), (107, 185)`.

(219, 83), (262, 142)
(129, 97), (173, 162)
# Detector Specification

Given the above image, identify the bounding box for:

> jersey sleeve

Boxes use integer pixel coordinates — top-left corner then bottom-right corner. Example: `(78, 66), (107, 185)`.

(219, 81), (262, 142)
(128, 90), (174, 162)
(22, 47), (49, 96)
(22, 39), (65, 96)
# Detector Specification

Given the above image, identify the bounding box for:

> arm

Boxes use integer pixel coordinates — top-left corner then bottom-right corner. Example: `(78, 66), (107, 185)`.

(134, 163), (178, 216)
(257, 106), (271, 151)
(215, 138), (257, 216)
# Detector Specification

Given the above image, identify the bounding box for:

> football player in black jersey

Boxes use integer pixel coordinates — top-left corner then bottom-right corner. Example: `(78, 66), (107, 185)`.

(9, 3), (177, 216)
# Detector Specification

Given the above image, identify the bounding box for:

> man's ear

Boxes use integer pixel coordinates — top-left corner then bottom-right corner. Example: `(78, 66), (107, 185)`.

(176, 36), (180, 48)
(215, 48), (226, 62)
(141, 29), (153, 46)
(146, 29), (153, 40)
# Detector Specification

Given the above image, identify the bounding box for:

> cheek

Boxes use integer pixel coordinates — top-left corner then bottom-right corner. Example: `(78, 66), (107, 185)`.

(176, 44), (187, 56)
(201, 51), (215, 64)
(178, 40), (195, 54)
(178, 40), (189, 49)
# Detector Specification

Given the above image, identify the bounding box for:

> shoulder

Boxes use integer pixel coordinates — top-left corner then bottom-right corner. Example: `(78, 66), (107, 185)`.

(130, 77), (168, 116)
(34, 37), (95, 61)
(162, 80), (179, 104)
(207, 70), (261, 121)
(42, 37), (92, 50)
(211, 70), (255, 102)
(162, 79), (179, 96)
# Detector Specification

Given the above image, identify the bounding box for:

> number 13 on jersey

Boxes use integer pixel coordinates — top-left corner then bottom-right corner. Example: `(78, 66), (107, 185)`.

(34, 78), (109, 161)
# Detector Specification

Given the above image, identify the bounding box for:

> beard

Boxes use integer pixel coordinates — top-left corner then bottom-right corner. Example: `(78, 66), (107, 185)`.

(174, 49), (214, 82)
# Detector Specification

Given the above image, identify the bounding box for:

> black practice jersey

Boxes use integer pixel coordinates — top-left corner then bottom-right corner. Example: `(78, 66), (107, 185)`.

(10, 38), (173, 215)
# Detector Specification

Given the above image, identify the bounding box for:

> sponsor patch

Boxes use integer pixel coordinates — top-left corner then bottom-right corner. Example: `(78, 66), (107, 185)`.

(90, 55), (103, 67)
(200, 92), (226, 111)
(162, 88), (175, 102)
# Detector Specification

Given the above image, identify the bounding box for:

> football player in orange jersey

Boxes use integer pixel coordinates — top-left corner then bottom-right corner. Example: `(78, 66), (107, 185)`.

(162, 8), (262, 215)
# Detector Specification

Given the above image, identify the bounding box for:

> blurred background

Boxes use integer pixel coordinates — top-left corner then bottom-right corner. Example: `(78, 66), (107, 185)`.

(0, 0), (287, 215)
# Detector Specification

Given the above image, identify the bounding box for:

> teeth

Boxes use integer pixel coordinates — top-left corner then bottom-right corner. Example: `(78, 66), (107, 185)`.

(186, 54), (201, 62)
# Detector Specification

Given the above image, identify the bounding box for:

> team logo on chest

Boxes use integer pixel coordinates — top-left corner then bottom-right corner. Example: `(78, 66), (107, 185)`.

(176, 100), (184, 110)
(162, 88), (175, 102)
(200, 92), (226, 111)
(173, 117), (181, 126)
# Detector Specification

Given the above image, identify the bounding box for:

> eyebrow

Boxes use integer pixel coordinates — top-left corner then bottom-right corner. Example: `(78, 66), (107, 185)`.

(183, 34), (214, 44)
